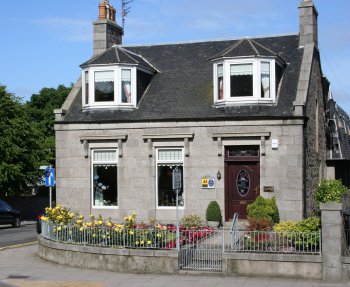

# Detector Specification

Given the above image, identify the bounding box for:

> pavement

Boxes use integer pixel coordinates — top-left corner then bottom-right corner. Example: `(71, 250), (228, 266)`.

(1, 244), (350, 287)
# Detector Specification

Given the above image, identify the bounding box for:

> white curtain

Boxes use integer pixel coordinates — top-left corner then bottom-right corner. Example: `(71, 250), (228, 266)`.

(94, 70), (114, 82)
(261, 62), (270, 98)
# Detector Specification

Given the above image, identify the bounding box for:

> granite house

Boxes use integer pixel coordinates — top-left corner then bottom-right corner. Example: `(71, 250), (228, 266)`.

(54, 0), (343, 223)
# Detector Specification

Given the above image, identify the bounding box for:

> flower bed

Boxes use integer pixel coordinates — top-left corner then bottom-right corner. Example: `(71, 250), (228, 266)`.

(41, 206), (215, 249)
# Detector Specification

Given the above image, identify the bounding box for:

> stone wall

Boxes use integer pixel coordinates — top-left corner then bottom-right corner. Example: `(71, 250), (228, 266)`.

(55, 119), (304, 223)
(304, 52), (327, 217)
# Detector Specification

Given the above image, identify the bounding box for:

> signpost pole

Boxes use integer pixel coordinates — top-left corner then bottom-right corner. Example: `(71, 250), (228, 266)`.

(49, 186), (52, 208)
(176, 187), (180, 252)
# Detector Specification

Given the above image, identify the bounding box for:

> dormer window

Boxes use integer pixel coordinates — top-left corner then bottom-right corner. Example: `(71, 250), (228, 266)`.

(82, 66), (137, 109)
(214, 58), (282, 105)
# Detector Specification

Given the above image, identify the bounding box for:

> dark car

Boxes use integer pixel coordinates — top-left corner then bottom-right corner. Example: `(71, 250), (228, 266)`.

(0, 200), (21, 228)
(36, 212), (44, 233)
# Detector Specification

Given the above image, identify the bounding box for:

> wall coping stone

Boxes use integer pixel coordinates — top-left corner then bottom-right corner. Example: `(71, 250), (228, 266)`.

(320, 203), (342, 211)
(223, 252), (322, 263)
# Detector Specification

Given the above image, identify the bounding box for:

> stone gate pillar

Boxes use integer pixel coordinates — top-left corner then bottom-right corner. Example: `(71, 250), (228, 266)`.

(320, 203), (343, 281)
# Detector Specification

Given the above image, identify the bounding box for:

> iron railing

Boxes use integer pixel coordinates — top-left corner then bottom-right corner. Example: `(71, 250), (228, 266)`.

(41, 221), (178, 250)
(223, 228), (321, 255)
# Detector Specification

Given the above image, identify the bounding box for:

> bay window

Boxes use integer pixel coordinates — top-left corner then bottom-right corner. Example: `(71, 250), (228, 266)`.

(214, 58), (282, 105)
(82, 66), (136, 109)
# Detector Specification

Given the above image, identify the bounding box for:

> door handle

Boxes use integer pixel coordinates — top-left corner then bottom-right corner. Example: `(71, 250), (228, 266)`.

(252, 186), (260, 195)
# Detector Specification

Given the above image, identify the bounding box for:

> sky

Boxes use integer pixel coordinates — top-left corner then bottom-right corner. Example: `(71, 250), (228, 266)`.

(0, 0), (349, 112)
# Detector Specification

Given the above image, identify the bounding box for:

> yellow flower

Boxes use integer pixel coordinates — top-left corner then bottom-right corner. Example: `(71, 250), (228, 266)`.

(106, 222), (112, 227)
(140, 240), (144, 245)
(92, 234), (96, 238)
(76, 220), (83, 224)
(129, 231), (134, 235)
(102, 235), (106, 239)
(79, 227), (84, 232)
(156, 233), (162, 238)
(132, 212), (137, 217)
(135, 241), (139, 245)
(69, 213), (74, 218)
(57, 226), (62, 231)
(86, 222), (92, 227)
(147, 240), (152, 245)
(98, 220), (103, 225)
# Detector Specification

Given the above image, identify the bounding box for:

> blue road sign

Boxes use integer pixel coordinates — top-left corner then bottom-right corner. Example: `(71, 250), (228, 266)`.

(45, 168), (55, 187)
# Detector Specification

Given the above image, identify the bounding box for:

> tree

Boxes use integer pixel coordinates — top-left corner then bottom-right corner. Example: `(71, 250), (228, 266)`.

(0, 85), (46, 196)
(25, 84), (71, 166)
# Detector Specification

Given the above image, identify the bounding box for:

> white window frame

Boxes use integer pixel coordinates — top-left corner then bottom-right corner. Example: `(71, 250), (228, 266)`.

(82, 65), (137, 109)
(156, 147), (185, 210)
(91, 148), (118, 209)
(214, 58), (278, 105)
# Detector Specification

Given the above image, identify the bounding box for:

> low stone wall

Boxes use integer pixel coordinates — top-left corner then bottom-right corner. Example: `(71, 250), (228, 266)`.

(223, 253), (322, 280)
(38, 236), (179, 275)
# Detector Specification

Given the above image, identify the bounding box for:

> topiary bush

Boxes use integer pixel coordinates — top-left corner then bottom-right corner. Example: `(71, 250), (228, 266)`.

(205, 201), (222, 222)
(316, 179), (348, 205)
(246, 196), (280, 224)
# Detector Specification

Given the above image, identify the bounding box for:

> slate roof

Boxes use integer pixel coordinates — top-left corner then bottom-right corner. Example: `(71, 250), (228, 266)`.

(333, 105), (350, 160)
(209, 38), (285, 63)
(80, 46), (157, 72)
(62, 34), (303, 123)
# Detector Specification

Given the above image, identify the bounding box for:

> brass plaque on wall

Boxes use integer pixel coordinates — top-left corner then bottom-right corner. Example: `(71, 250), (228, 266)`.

(264, 186), (274, 192)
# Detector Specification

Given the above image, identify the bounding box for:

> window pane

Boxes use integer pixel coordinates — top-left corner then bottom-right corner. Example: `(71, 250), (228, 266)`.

(217, 64), (224, 100)
(158, 149), (182, 161)
(93, 165), (117, 206)
(230, 64), (253, 97)
(121, 69), (131, 103)
(93, 150), (117, 162)
(85, 71), (89, 105)
(261, 62), (270, 98)
(157, 165), (183, 207)
(94, 71), (114, 102)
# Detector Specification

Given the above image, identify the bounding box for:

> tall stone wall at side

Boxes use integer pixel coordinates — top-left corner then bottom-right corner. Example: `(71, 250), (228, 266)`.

(304, 54), (327, 217)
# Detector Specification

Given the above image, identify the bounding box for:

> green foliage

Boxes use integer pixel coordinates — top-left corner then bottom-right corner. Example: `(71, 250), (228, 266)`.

(247, 196), (280, 224)
(24, 85), (71, 166)
(0, 85), (46, 196)
(181, 214), (202, 229)
(273, 220), (297, 234)
(205, 201), (222, 222)
(273, 217), (320, 248)
(316, 179), (348, 205)
(0, 84), (71, 196)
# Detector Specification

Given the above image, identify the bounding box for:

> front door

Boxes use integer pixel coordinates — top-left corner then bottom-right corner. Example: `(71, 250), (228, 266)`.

(224, 146), (260, 221)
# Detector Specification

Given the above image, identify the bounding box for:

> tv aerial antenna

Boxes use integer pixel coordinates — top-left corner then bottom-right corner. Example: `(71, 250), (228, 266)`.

(121, 0), (133, 34)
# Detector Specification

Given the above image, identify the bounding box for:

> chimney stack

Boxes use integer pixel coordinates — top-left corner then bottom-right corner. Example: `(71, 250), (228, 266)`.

(299, 0), (318, 48)
(93, 0), (123, 57)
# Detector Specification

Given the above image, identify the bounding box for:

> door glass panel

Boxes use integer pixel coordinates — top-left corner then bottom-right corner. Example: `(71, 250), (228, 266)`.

(227, 146), (259, 157)
(236, 169), (250, 197)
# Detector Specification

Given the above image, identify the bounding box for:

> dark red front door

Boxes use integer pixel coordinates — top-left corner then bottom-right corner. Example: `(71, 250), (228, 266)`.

(224, 146), (260, 221)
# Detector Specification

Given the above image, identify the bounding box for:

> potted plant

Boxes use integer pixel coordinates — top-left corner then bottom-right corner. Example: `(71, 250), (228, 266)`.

(206, 201), (222, 228)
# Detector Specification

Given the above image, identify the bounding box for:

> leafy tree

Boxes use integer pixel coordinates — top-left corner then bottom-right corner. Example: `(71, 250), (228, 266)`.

(25, 84), (71, 166)
(0, 85), (46, 196)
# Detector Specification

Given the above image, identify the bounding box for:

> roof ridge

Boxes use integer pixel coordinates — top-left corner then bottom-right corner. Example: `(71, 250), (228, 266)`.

(122, 48), (160, 72)
(250, 39), (278, 56)
(118, 46), (139, 64)
(247, 39), (260, 55)
(114, 46), (120, 62)
(221, 39), (244, 57)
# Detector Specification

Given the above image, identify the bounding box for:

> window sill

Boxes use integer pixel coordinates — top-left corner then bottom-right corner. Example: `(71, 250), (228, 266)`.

(83, 104), (136, 110)
(214, 98), (275, 107)
(156, 206), (185, 210)
(92, 206), (119, 210)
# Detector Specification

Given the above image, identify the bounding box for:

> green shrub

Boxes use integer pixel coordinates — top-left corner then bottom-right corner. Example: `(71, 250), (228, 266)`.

(273, 220), (297, 235)
(205, 201), (222, 222)
(181, 214), (202, 229)
(316, 179), (348, 205)
(246, 196), (280, 224)
(294, 216), (320, 232)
